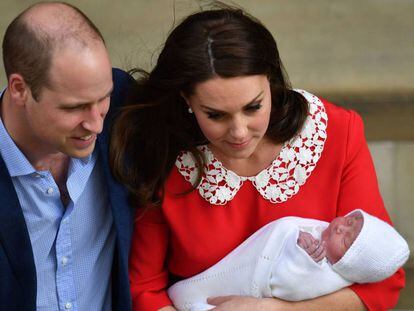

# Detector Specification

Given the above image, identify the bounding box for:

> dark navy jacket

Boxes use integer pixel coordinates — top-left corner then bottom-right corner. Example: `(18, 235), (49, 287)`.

(0, 68), (134, 311)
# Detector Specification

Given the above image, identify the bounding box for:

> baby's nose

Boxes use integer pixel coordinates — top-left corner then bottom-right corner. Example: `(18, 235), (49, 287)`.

(336, 223), (347, 233)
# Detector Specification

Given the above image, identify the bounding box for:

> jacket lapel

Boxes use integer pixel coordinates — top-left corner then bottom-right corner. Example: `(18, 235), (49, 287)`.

(97, 134), (133, 257)
(0, 156), (37, 306)
(97, 68), (134, 310)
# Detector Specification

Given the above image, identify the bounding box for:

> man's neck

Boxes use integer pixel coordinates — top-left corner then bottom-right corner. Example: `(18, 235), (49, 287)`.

(40, 154), (71, 207)
(0, 87), (6, 121)
(1, 88), (71, 181)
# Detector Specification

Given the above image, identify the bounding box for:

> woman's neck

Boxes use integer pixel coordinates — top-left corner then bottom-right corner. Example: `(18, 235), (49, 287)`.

(209, 137), (282, 177)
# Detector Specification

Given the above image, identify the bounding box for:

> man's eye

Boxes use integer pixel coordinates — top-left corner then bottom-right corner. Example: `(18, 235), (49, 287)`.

(63, 105), (84, 111)
(245, 103), (262, 112)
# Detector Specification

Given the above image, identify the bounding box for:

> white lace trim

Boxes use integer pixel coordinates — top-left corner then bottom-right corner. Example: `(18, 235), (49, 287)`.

(175, 89), (328, 205)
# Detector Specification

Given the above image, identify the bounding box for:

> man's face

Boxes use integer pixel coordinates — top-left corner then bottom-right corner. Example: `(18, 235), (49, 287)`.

(23, 43), (113, 159)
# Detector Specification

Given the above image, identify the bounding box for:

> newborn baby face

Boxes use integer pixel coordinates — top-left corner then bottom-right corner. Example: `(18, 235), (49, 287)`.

(321, 212), (363, 264)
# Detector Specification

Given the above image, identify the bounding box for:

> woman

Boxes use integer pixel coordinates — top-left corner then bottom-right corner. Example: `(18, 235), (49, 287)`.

(111, 8), (405, 311)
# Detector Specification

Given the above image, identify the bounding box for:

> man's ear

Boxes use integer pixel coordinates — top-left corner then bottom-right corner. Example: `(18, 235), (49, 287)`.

(7, 73), (31, 105)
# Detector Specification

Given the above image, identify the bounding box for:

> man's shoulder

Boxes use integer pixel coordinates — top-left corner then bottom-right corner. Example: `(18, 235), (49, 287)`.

(112, 68), (133, 85)
(110, 68), (135, 109)
(103, 68), (135, 130)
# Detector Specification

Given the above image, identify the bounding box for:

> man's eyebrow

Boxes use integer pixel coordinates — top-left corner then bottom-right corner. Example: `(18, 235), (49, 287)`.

(100, 87), (114, 101)
(59, 87), (113, 107)
(200, 91), (264, 113)
(100, 85), (114, 100)
(93, 86), (114, 103)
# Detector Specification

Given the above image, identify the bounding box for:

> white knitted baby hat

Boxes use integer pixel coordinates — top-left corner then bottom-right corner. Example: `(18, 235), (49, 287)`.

(332, 209), (410, 283)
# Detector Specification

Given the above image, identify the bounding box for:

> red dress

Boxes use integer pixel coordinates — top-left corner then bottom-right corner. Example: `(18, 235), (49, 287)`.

(129, 90), (405, 311)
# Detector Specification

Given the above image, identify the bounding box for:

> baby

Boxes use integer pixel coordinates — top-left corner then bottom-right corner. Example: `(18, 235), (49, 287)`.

(297, 210), (364, 264)
(168, 209), (410, 311)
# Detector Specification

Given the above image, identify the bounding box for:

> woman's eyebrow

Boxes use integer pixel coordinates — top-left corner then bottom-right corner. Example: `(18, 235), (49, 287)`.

(200, 91), (264, 113)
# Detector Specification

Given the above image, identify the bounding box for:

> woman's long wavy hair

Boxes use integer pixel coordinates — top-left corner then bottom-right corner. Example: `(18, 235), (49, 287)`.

(110, 7), (308, 207)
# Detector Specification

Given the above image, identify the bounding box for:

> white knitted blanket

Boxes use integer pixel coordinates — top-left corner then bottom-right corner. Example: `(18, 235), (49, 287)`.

(167, 216), (352, 311)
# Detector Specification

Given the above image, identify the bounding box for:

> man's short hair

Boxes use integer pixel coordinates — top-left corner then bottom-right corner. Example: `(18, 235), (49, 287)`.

(2, 2), (105, 100)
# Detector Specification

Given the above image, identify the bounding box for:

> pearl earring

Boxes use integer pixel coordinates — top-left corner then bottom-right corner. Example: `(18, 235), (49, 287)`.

(188, 107), (193, 114)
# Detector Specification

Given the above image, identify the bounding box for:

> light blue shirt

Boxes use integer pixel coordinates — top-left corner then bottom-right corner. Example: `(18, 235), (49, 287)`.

(0, 97), (115, 311)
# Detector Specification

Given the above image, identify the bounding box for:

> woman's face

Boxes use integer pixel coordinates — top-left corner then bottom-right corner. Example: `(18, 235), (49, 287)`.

(184, 75), (272, 162)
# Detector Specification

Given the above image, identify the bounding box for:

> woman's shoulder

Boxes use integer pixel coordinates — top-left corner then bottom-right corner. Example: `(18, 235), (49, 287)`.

(322, 98), (365, 145)
(318, 96), (363, 129)
(296, 90), (364, 138)
(296, 89), (357, 120)
(165, 159), (195, 194)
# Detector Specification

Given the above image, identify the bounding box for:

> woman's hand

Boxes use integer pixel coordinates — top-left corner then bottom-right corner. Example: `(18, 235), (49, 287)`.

(207, 288), (366, 311)
(208, 296), (287, 310)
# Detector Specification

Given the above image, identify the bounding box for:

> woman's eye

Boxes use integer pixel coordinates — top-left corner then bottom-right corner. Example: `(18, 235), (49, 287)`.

(207, 112), (223, 120)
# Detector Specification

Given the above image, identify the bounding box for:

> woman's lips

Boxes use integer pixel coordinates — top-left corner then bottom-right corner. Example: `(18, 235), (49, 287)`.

(227, 139), (251, 149)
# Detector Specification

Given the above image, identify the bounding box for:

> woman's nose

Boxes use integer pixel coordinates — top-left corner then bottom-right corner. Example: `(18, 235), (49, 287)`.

(229, 116), (248, 140)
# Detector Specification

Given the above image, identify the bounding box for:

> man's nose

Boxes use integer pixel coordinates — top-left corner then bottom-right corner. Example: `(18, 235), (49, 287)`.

(82, 104), (105, 134)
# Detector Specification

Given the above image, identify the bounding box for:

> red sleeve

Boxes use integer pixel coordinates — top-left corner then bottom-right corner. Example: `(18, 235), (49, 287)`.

(336, 110), (405, 311)
(129, 207), (173, 311)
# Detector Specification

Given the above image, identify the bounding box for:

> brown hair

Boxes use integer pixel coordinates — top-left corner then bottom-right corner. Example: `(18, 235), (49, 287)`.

(2, 1), (105, 100)
(111, 8), (308, 207)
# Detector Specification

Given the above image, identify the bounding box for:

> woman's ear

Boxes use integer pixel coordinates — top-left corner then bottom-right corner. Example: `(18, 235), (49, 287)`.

(180, 91), (189, 105)
(180, 91), (193, 111)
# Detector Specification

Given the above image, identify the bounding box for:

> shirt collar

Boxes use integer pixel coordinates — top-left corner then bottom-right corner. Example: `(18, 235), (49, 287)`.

(0, 88), (37, 177)
(0, 88), (93, 177)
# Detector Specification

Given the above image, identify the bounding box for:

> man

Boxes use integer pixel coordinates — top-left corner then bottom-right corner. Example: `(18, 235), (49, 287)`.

(0, 2), (133, 310)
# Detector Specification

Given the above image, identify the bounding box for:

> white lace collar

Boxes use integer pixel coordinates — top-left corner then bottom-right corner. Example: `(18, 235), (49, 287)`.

(175, 89), (328, 205)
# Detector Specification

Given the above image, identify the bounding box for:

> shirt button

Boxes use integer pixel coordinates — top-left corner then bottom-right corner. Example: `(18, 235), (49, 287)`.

(65, 302), (72, 310)
(33, 173), (42, 178)
(46, 187), (54, 194)
(61, 256), (68, 266)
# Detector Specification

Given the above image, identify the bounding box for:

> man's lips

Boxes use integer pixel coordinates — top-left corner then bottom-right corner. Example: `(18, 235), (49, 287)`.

(77, 134), (93, 141)
(70, 134), (96, 149)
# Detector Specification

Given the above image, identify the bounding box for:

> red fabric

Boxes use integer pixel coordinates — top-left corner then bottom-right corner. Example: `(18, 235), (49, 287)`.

(129, 100), (405, 311)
